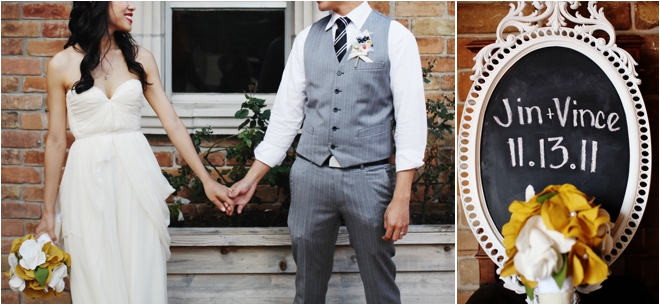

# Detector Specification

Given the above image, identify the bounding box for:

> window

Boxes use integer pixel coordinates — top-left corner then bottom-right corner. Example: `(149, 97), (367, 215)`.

(134, 2), (325, 134)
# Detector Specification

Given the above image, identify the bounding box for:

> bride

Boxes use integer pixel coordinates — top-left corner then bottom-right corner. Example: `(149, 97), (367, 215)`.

(34, 2), (233, 303)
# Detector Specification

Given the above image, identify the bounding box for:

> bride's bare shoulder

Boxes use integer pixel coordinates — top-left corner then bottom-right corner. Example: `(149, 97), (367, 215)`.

(48, 45), (84, 74)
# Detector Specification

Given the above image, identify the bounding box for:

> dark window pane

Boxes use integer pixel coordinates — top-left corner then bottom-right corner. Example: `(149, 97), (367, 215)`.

(172, 9), (285, 93)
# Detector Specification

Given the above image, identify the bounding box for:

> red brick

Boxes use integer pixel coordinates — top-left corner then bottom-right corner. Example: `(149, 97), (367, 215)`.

(23, 291), (72, 304)
(42, 21), (70, 38)
(1, 237), (13, 253)
(43, 131), (74, 148)
(412, 18), (454, 36)
(1, 130), (41, 148)
(22, 3), (71, 19)
(457, 2), (517, 34)
(25, 220), (39, 235)
(441, 75), (455, 91)
(1, 290), (19, 304)
(448, 1), (455, 16)
(1, 3), (20, 19)
(1, 57), (41, 75)
(1, 77), (19, 93)
(1, 38), (22, 55)
(1, 149), (20, 165)
(1, 272), (9, 289)
(1, 112), (18, 128)
(1, 95), (42, 110)
(422, 56), (453, 72)
(368, 1), (390, 16)
(1, 167), (40, 184)
(447, 38), (455, 54)
(254, 185), (279, 203)
(456, 38), (476, 69)
(21, 112), (46, 130)
(395, 2), (445, 17)
(1, 185), (20, 200)
(581, 2), (630, 30)
(23, 150), (44, 165)
(636, 2), (659, 30)
(22, 185), (43, 202)
(396, 19), (409, 29)
(416, 37), (444, 54)
(146, 135), (172, 146)
(153, 151), (173, 167)
(457, 290), (475, 304)
(23, 77), (46, 92)
(1, 219), (23, 236)
(202, 151), (226, 167)
(1, 21), (40, 37)
(456, 104), (464, 131)
(1, 202), (41, 219)
(27, 39), (67, 56)
(457, 71), (472, 103)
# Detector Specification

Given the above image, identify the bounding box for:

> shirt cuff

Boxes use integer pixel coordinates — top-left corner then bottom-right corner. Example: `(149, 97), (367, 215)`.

(254, 141), (287, 168)
(394, 149), (425, 172)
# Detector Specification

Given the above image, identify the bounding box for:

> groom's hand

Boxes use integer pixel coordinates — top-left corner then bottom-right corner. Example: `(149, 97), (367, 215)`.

(228, 179), (258, 215)
(382, 197), (410, 242)
(203, 180), (234, 214)
(382, 169), (413, 242)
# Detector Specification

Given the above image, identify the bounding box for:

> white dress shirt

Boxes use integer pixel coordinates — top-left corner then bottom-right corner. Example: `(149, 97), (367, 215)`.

(254, 1), (427, 172)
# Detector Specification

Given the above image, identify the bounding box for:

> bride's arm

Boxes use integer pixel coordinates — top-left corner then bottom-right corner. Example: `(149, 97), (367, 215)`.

(137, 47), (233, 213)
(35, 53), (69, 243)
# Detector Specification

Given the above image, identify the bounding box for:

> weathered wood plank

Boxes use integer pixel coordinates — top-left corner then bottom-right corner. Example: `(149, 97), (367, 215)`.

(169, 225), (455, 247)
(168, 244), (455, 274)
(167, 271), (455, 304)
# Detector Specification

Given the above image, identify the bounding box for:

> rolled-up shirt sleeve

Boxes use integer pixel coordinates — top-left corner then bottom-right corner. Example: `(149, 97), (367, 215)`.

(388, 21), (427, 172)
(254, 28), (310, 167)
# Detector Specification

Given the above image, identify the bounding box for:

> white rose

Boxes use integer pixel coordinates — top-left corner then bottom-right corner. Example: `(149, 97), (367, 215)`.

(7, 253), (25, 291)
(18, 239), (46, 270)
(47, 264), (68, 293)
(513, 215), (576, 282)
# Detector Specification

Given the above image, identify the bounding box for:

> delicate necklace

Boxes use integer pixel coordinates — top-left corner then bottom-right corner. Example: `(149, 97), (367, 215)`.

(101, 48), (118, 80)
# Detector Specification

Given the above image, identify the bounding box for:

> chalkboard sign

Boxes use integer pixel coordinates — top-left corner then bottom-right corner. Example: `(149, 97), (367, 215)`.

(480, 46), (629, 233)
(457, 1), (651, 277)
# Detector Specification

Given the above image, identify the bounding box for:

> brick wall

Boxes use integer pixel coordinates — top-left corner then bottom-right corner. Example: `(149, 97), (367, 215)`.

(456, 1), (658, 303)
(1, 2), (455, 304)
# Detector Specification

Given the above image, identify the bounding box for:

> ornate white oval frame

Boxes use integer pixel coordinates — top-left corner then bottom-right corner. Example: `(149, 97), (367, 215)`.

(458, 1), (651, 293)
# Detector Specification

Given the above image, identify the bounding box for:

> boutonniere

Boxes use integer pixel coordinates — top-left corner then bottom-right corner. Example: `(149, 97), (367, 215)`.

(348, 30), (374, 67)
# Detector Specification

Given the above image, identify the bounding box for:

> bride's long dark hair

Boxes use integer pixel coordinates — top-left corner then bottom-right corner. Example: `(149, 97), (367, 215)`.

(64, 2), (149, 94)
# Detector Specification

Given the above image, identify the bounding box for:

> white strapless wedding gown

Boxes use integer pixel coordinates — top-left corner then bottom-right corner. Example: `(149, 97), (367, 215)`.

(60, 79), (174, 303)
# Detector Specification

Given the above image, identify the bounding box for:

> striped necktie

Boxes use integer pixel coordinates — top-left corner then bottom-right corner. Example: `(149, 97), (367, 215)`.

(334, 17), (350, 62)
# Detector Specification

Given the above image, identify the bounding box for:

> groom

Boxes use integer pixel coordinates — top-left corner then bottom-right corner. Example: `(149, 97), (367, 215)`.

(228, 1), (426, 303)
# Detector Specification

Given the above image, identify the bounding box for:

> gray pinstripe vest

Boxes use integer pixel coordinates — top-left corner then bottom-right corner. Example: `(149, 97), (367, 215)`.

(298, 11), (393, 168)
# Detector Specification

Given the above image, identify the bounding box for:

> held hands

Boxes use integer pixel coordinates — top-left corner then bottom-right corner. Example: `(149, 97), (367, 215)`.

(203, 180), (234, 214)
(382, 196), (410, 242)
(35, 212), (57, 245)
(227, 178), (258, 216)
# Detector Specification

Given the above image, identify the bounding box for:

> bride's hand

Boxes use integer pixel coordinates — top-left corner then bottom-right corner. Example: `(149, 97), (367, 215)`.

(203, 180), (234, 214)
(35, 212), (57, 244)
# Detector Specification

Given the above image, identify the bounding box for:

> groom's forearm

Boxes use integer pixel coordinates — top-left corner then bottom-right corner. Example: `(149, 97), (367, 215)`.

(243, 159), (272, 186)
(391, 169), (414, 204)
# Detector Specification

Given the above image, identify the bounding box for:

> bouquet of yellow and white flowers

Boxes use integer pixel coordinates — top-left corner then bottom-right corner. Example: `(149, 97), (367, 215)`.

(500, 184), (613, 303)
(4, 234), (71, 299)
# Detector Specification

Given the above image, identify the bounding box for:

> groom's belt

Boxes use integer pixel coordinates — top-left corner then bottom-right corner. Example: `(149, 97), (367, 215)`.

(298, 154), (389, 169)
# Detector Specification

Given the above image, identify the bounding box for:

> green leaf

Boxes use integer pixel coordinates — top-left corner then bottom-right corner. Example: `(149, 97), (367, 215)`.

(537, 192), (557, 204)
(34, 266), (49, 286)
(525, 284), (535, 301)
(552, 253), (569, 289)
(235, 109), (250, 119)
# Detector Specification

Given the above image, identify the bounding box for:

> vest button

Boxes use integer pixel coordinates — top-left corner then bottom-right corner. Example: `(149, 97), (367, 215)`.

(330, 145), (336, 149)
(334, 89), (340, 94)
(337, 71), (342, 76)
(332, 126), (338, 131)
(333, 108), (339, 112)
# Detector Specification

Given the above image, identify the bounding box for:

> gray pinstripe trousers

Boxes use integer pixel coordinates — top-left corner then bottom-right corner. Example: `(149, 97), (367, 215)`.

(288, 157), (401, 304)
